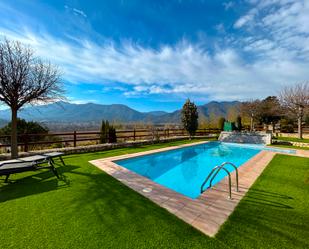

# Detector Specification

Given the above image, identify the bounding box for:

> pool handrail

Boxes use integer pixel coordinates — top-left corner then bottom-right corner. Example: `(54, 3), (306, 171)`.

(200, 165), (221, 193)
(200, 162), (239, 199)
(209, 162), (239, 192)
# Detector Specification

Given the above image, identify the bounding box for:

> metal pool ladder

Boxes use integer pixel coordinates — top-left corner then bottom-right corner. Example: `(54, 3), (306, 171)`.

(200, 162), (239, 199)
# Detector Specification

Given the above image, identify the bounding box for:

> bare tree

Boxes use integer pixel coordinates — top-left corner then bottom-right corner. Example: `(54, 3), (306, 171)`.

(0, 39), (63, 158)
(280, 82), (309, 139)
(240, 100), (260, 131)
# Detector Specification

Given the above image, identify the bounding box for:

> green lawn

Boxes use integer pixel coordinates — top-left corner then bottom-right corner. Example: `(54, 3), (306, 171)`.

(269, 144), (309, 150)
(275, 136), (309, 143)
(1, 139), (308, 249)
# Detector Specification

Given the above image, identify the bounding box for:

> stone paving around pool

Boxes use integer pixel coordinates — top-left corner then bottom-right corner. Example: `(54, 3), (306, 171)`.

(89, 141), (309, 237)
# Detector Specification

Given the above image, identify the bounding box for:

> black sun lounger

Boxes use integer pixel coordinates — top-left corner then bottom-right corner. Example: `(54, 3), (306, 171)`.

(42, 152), (65, 166)
(0, 156), (59, 182)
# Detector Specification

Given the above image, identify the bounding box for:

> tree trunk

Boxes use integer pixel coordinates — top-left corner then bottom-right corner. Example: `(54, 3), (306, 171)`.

(250, 116), (253, 132)
(11, 108), (18, 159)
(298, 106), (303, 139)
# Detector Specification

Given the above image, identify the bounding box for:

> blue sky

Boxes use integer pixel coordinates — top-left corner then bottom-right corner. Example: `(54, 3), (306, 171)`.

(0, 0), (308, 111)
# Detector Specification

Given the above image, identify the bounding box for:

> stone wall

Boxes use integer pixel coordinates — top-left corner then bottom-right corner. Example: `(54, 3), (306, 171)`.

(0, 135), (214, 161)
(218, 131), (272, 144)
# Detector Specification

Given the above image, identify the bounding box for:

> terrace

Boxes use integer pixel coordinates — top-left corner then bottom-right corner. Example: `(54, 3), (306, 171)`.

(1, 138), (308, 249)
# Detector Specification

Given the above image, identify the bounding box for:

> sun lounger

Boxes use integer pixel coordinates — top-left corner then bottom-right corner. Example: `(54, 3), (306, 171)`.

(42, 152), (65, 166)
(0, 152), (66, 182)
(0, 158), (59, 182)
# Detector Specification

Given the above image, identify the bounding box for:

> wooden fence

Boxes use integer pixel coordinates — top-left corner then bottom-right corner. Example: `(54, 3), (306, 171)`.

(0, 128), (220, 153)
(1, 125), (307, 153)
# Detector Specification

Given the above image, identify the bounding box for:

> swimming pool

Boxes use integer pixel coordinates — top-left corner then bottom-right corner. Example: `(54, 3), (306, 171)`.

(116, 142), (295, 199)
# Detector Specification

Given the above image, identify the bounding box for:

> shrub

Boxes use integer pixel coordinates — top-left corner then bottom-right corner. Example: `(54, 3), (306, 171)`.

(99, 120), (109, 143)
(108, 126), (117, 143)
(100, 120), (117, 143)
(280, 118), (295, 133)
(0, 118), (48, 145)
(218, 117), (225, 131)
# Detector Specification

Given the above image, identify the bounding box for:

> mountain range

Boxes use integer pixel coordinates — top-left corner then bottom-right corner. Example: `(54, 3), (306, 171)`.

(0, 101), (240, 126)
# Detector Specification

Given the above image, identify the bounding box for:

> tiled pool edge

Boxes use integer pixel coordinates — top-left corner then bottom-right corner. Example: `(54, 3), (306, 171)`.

(268, 145), (309, 158)
(89, 142), (308, 237)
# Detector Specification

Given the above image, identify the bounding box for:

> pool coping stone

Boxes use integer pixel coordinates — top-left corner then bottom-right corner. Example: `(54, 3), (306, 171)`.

(89, 141), (309, 237)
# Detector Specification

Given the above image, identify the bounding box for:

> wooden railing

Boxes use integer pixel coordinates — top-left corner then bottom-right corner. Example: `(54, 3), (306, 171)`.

(0, 128), (220, 152)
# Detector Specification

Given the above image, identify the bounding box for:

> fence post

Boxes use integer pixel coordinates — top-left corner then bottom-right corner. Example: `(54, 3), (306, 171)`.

(133, 128), (136, 141)
(73, 131), (77, 147)
(24, 134), (29, 152)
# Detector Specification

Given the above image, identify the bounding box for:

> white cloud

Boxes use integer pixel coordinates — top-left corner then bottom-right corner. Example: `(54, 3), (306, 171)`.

(1, 23), (308, 101)
(214, 23), (225, 33)
(262, 2), (309, 34)
(234, 1), (309, 60)
(234, 9), (257, 28)
(67, 97), (95, 104)
(73, 8), (87, 18)
(236, 0), (309, 35)
(101, 86), (128, 93)
(65, 5), (87, 18)
(223, 1), (234, 10)
(0, 1), (308, 102)
(244, 39), (275, 52)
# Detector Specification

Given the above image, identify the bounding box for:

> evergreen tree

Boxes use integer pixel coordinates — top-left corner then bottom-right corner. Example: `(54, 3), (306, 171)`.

(181, 99), (199, 139)
(108, 126), (117, 143)
(218, 117), (225, 131)
(99, 120), (107, 143)
(0, 118), (48, 144)
(100, 120), (117, 143)
(105, 120), (110, 142)
(236, 115), (242, 131)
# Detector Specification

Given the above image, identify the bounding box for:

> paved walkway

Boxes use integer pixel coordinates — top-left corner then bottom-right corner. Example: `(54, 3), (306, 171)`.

(90, 142), (309, 237)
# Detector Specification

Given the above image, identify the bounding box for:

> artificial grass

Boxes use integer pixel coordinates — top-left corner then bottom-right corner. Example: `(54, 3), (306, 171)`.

(217, 154), (309, 249)
(275, 136), (309, 143)
(268, 144), (309, 150)
(0, 140), (308, 249)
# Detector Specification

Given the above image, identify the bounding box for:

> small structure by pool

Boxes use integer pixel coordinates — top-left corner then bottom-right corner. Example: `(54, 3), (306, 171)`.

(219, 131), (272, 144)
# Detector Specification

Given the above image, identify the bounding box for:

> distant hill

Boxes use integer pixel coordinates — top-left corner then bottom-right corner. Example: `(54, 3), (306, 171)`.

(151, 101), (241, 123)
(0, 101), (240, 125)
(0, 101), (147, 123)
(145, 111), (168, 116)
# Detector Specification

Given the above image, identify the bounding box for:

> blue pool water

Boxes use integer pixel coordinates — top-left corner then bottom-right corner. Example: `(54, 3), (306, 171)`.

(116, 142), (295, 199)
